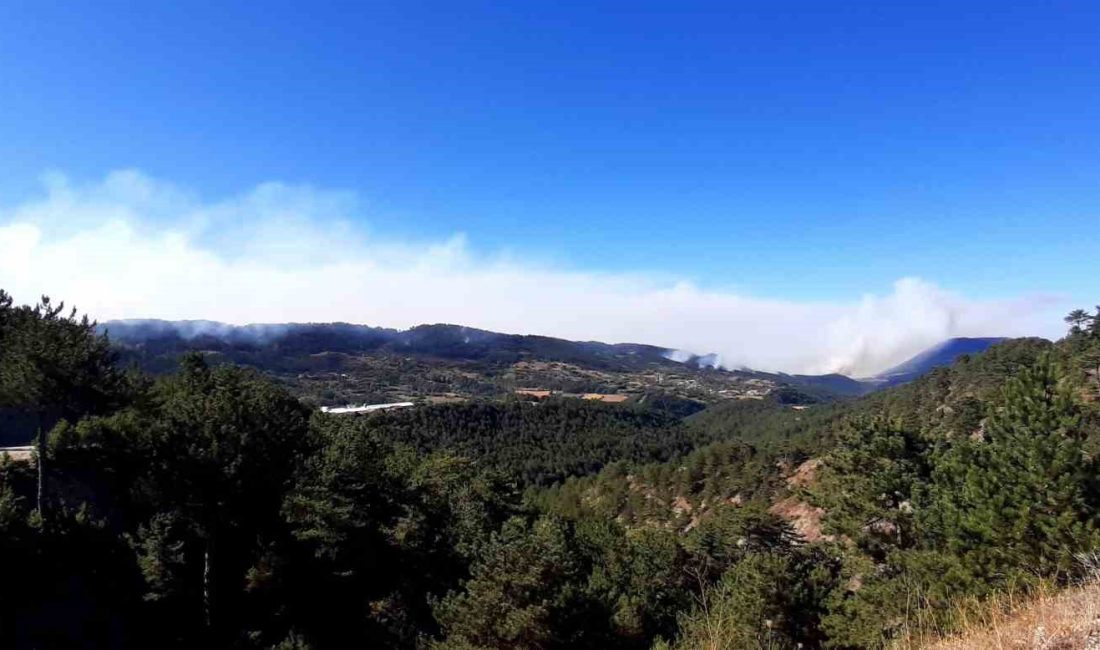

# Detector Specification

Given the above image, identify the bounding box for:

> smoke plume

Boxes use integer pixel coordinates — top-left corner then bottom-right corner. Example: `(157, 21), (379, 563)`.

(0, 170), (1065, 375)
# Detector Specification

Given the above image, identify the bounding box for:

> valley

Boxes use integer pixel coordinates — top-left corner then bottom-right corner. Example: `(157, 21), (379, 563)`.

(3, 290), (1091, 650)
(3, 6), (1090, 648)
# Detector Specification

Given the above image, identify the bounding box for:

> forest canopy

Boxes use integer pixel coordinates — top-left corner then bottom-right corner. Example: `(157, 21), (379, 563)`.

(2, 289), (1100, 649)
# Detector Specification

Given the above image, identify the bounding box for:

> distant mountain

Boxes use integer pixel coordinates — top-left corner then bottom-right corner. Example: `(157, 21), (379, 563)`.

(102, 319), (680, 371)
(101, 320), (876, 405)
(868, 337), (1007, 388)
(100, 320), (1008, 404)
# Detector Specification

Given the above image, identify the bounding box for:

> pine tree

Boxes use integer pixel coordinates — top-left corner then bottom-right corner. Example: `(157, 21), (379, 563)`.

(0, 294), (129, 519)
(926, 354), (1100, 583)
(1065, 308), (1094, 334)
(811, 416), (928, 554)
(432, 516), (599, 649)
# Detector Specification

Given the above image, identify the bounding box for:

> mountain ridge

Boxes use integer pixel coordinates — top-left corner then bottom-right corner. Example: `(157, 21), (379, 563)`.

(100, 320), (1008, 405)
(866, 336), (1007, 388)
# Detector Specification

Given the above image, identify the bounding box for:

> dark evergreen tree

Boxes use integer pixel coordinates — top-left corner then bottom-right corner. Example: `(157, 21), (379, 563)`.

(925, 354), (1100, 583)
(811, 417), (928, 554)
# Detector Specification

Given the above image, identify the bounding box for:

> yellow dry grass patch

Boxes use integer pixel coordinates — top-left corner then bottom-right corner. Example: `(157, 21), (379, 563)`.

(900, 580), (1100, 649)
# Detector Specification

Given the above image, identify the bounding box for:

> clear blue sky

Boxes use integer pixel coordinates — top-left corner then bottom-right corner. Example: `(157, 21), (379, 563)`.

(1, 1), (1097, 302)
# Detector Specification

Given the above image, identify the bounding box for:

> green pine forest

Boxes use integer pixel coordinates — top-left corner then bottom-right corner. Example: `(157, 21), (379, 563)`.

(3, 287), (1100, 649)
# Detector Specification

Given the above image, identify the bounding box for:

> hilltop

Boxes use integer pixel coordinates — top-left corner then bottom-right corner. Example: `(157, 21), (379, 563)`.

(865, 336), (1007, 388)
(100, 319), (974, 408)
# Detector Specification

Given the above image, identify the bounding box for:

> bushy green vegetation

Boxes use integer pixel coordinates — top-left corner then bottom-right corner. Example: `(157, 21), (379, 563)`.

(538, 311), (1100, 648)
(356, 400), (702, 486)
(3, 288), (1100, 649)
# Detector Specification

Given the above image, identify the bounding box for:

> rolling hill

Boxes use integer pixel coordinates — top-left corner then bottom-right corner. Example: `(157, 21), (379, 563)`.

(98, 320), (1005, 407)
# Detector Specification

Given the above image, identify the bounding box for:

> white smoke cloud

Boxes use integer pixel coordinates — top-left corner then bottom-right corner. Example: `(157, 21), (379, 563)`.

(0, 170), (1067, 376)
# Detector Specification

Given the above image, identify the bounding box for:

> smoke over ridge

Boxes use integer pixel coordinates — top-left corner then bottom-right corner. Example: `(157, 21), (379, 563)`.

(0, 170), (1065, 376)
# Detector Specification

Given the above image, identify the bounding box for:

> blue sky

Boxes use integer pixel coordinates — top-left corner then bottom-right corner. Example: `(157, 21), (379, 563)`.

(0, 2), (1095, 371)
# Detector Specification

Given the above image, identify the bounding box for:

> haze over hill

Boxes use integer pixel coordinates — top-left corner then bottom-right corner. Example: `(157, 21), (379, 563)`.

(101, 318), (1008, 406)
(867, 336), (1008, 387)
(0, 172), (1067, 378)
(3, 2), (1100, 648)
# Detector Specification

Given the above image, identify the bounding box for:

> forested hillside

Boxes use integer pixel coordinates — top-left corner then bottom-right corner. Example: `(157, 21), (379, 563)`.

(355, 400), (692, 486)
(540, 323), (1100, 648)
(2, 288), (1100, 649)
(102, 319), (873, 407)
(539, 337), (1058, 530)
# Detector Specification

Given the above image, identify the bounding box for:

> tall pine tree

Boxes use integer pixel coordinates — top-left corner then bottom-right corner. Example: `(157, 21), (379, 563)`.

(925, 354), (1100, 584)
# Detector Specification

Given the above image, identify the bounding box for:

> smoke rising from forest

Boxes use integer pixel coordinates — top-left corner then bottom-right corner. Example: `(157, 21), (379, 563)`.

(0, 171), (1064, 376)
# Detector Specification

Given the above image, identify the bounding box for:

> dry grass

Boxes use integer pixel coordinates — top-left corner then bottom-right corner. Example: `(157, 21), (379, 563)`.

(899, 555), (1100, 650)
